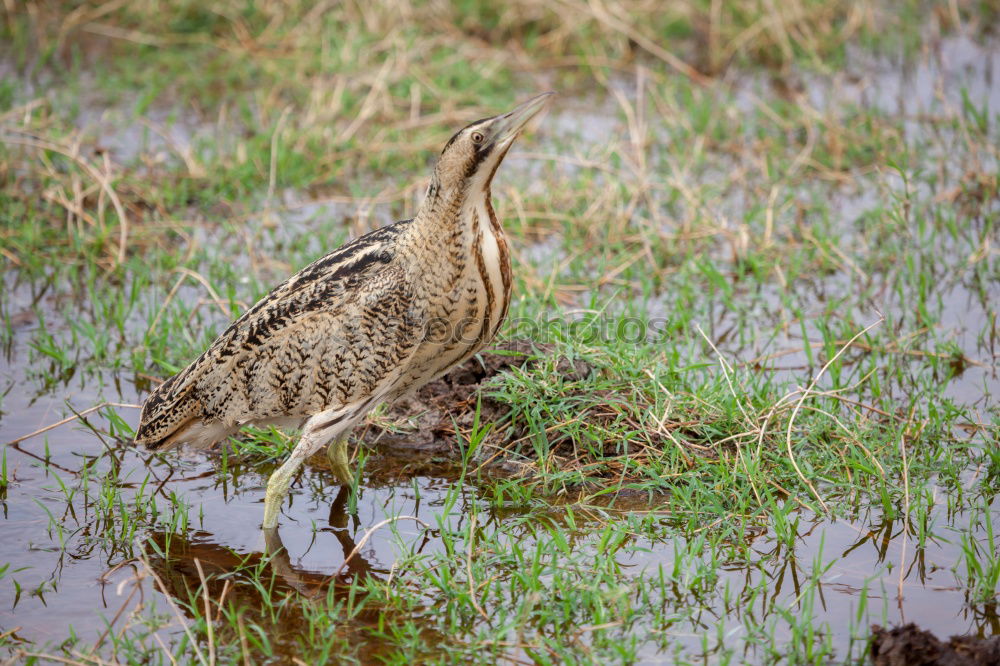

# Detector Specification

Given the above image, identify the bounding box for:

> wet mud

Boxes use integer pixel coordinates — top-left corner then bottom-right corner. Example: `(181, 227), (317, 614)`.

(870, 623), (1000, 666)
(353, 338), (594, 479)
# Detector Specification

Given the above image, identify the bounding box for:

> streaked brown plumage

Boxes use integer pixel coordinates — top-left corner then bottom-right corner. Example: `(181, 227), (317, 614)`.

(134, 93), (553, 529)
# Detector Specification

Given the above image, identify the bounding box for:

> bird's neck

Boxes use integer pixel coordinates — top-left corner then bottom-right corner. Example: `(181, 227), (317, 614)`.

(409, 181), (513, 337)
(411, 182), (499, 250)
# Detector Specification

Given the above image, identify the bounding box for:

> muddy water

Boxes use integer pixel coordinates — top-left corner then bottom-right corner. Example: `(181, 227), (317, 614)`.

(2, 251), (996, 648)
(2, 230), (997, 650)
(0, 354), (465, 652)
(635, 513), (999, 660)
(685, 253), (1000, 408)
(2, 29), (999, 666)
(2, 307), (997, 663)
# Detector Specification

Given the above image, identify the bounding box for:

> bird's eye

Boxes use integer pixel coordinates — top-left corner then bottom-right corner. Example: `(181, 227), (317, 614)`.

(471, 131), (485, 144)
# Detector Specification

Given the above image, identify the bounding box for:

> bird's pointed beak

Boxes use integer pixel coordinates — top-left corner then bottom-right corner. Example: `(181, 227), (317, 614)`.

(490, 92), (555, 147)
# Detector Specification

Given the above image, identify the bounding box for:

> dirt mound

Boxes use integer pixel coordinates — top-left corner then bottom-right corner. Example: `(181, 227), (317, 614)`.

(353, 340), (592, 481)
(870, 624), (1000, 665)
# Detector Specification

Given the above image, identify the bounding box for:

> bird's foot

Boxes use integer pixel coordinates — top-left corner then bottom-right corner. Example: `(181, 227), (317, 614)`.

(262, 466), (295, 529)
(326, 439), (353, 485)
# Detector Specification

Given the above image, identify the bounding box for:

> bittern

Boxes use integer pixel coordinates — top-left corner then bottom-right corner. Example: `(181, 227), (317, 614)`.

(134, 93), (553, 529)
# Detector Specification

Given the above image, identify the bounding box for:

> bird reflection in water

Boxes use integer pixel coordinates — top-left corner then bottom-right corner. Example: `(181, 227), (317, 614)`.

(141, 487), (445, 661)
(147, 487), (387, 604)
(262, 486), (383, 595)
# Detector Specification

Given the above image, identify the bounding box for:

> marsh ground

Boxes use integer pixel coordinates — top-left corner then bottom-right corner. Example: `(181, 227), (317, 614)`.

(1, 1), (998, 663)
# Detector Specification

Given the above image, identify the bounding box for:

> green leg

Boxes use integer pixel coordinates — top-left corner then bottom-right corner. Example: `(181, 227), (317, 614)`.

(326, 438), (352, 485)
(261, 411), (351, 529)
(262, 454), (303, 529)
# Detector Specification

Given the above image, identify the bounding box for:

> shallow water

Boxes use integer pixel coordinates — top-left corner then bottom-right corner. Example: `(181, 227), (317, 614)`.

(2, 307), (997, 662)
(2, 21), (999, 666)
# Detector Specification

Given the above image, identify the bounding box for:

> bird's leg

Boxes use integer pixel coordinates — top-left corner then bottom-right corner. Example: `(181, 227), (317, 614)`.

(326, 438), (352, 485)
(262, 454), (305, 529)
(262, 411), (351, 529)
(263, 426), (330, 529)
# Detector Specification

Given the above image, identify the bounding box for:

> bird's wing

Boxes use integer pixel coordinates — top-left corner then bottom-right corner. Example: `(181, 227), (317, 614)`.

(134, 220), (419, 448)
(202, 276), (422, 426)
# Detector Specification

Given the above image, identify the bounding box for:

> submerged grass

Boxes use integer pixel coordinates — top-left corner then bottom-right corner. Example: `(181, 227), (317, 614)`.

(1, 0), (999, 664)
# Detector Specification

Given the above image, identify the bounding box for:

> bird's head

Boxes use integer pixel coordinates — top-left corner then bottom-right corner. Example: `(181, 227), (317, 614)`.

(428, 92), (554, 200)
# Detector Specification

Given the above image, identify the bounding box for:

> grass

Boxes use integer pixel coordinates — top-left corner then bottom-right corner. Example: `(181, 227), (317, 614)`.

(1, 0), (999, 664)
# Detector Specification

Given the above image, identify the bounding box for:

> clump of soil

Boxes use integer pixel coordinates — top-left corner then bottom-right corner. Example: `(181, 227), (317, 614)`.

(870, 624), (1000, 665)
(353, 339), (592, 481)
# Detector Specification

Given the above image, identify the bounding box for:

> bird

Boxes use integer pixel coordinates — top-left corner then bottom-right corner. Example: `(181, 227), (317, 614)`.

(133, 92), (553, 529)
